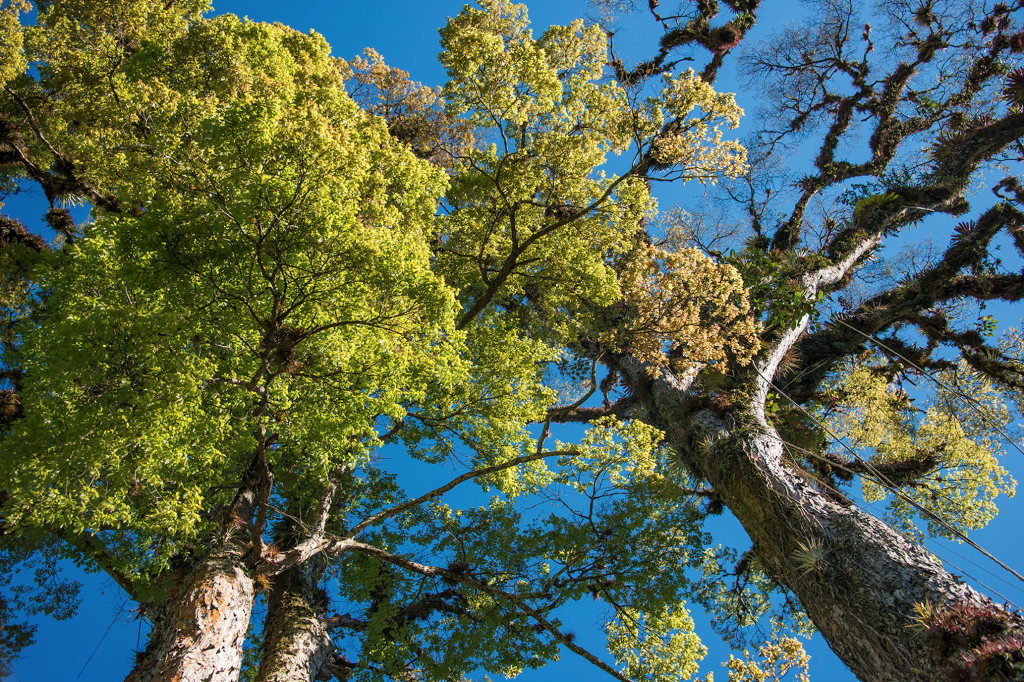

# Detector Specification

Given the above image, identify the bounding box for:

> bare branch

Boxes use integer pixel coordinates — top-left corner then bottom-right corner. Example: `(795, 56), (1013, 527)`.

(347, 449), (575, 537)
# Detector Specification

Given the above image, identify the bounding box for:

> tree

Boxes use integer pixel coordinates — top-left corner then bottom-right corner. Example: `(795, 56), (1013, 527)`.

(591, 0), (1024, 679)
(2, 1), (1024, 682)
(0, 1), (757, 681)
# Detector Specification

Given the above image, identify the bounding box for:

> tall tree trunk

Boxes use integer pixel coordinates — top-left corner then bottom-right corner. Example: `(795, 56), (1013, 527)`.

(620, 356), (1024, 682)
(255, 564), (335, 682)
(125, 542), (255, 682)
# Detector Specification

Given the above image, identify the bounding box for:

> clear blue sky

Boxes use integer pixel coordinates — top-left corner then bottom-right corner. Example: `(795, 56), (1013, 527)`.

(10, 1), (1024, 681)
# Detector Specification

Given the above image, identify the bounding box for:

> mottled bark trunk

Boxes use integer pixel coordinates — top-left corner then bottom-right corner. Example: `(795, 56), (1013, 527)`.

(622, 356), (1023, 682)
(255, 564), (335, 682)
(125, 542), (255, 682)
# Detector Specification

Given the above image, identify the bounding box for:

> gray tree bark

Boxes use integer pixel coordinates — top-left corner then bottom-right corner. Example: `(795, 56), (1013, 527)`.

(124, 541), (255, 682)
(619, 340), (1023, 682)
(255, 564), (335, 682)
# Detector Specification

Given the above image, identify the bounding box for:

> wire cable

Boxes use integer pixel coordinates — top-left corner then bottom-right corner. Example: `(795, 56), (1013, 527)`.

(771, 434), (1023, 609)
(929, 537), (1024, 601)
(77, 615), (117, 679)
(752, 363), (1024, 586)
(834, 318), (1024, 460)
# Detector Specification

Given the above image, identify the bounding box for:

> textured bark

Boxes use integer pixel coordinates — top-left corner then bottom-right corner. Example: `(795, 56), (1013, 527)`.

(125, 542), (255, 682)
(255, 564), (335, 682)
(621, 354), (1022, 682)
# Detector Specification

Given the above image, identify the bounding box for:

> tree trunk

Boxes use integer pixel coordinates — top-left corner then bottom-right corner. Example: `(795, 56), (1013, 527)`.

(125, 542), (255, 682)
(255, 564), (335, 682)
(621, 356), (1024, 682)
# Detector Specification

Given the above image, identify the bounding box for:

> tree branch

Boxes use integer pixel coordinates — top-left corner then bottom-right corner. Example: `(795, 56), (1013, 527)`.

(345, 539), (638, 682)
(346, 449), (575, 537)
(54, 529), (142, 604)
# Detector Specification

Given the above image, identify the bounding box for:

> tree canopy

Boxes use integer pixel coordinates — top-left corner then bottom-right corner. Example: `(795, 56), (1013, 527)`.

(2, 0), (1024, 681)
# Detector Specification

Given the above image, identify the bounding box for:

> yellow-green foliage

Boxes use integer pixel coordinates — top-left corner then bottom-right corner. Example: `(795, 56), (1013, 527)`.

(434, 0), (754, 353)
(557, 416), (667, 489)
(719, 637), (811, 682)
(826, 362), (1015, 538)
(0, 1), (29, 87)
(606, 604), (707, 682)
(436, 0), (641, 338)
(0, 0), (759, 677)
(609, 243), (761, 374)
(1, 5), (457, 560)
(648, 70), (747, 178)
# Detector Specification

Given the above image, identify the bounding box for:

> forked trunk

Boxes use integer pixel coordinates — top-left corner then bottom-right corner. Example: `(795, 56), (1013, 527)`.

(125, 542), (255, 682)
(698, 416), (988, 682)
(629, 358), (1024, 682)
(255, 564), (335, 682)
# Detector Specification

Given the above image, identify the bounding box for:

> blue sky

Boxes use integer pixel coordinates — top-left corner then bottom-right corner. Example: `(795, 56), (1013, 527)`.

(9, 1), (1024, 681)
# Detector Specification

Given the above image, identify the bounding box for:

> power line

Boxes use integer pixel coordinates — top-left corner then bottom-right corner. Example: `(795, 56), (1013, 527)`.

(834, 318), (1024, 460)
(773, 435), (1023, 610)
(77, 615), (117, 679)
(813, 321), (1024, 544)
(752, 363), (1024, 587)
(929, 537), (1024, 601)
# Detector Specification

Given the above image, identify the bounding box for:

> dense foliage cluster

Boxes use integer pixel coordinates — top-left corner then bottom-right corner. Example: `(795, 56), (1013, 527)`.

(2, 0), (1024, 680)
(0, 0), (761, 680)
